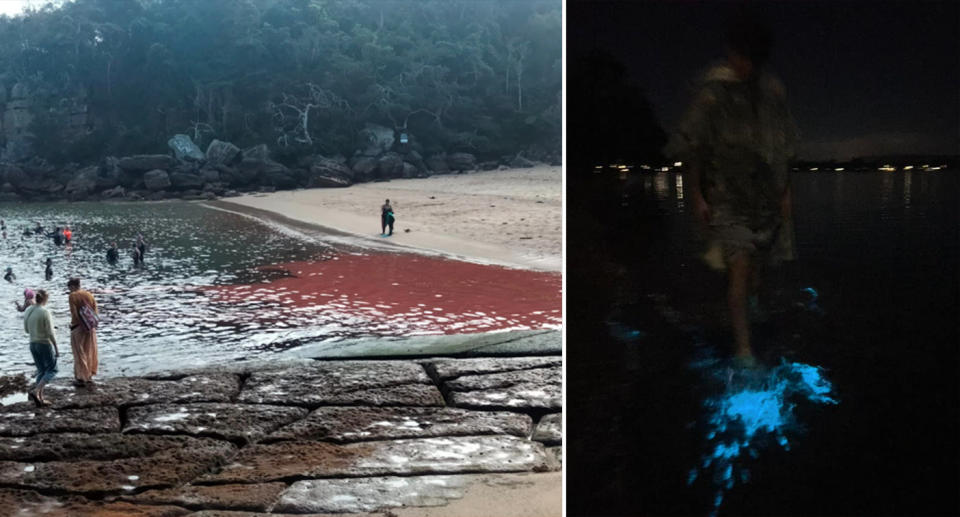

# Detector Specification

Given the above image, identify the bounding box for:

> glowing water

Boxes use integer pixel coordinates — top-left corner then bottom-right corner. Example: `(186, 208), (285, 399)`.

(689, 358), (837, 516)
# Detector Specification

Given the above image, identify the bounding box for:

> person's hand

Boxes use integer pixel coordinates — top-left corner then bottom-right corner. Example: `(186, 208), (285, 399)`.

(54, 350), (59, 358)
(693, 194), (711, 224)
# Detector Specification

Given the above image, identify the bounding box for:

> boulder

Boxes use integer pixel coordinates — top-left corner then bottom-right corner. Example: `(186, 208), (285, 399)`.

(405, 150), (427, 172)
(64, 166), (99, 197)
(308, 158), (353, 188)
(510, 155), (537, 168)
(147, 191), (167, 201)
(169, 173), (204, 190)
(479, 161), (499, 171)
(143, 169), (171, 191)
(167, 134), (205, 162)
(376, 152), (404, 179)
(199, 169), (220, 183)
(118, 154), (175, 172)
(402, 161), (418, 178)
(426, 153), (450, 174)
(348, 156), (377, 182)
(242, 144), (271, 162)
(0, 182), (14, 192)
(262, 170), (297, 190)
(17, 178), (64, 198)
(359, 123), (395, 156)
(96, 157), (123, 189)
(205, 139), (241, 166)
(101, 186), (126, 199)
(448, 152), (476, 172)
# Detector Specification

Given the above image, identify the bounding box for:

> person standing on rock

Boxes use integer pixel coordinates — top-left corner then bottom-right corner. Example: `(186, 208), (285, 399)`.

(381, 199), (393, 236)
(67, 278), (99, 387)
(24, 289), (58, 406)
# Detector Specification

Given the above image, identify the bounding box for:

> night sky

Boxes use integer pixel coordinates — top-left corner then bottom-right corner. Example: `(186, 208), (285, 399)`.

(569, 0), (960, 161)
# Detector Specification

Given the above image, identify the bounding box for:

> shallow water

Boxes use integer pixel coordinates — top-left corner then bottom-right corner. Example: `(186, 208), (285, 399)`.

(0, 201), (560, 378)
(568, 171), (959, 516)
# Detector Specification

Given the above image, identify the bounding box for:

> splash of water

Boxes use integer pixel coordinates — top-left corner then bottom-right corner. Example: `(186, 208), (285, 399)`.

(688, 358), (837, 516)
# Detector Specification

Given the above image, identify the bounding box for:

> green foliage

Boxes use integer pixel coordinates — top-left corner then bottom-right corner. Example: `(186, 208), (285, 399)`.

(0, 0), (560, 165)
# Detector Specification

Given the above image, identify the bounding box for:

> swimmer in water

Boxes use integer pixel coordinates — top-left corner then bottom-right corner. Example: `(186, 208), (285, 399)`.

(33, 222), (43, 235)
(106, 242), (119, 264)
(132, 244), (143, 266)
(15, 288), (35, 312)
(5, 267), (15, 282)
(45, 258), (53, 281)
(136, 234), (147, 258)
(63, 227), (72, 243)
(50, 227), (63, 246)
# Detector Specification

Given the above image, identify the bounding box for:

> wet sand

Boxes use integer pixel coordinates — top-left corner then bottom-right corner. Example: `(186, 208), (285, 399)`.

(222, 166), (562, 272)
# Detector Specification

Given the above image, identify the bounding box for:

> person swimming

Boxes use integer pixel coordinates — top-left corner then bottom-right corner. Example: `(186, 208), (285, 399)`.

(45, 258), (53, 281)
(132, 243), (143, 266)
(50, 227), (63, 246)
(33, 222), (43, 235)
(136, 234), (147, 258)
(15, 288), (35, 312)
(5, 267), (15, 282)
(106, 242), (119, 264)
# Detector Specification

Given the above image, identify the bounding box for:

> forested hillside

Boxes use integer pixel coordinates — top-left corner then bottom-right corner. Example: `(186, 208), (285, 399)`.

(0, 0), (560, 192)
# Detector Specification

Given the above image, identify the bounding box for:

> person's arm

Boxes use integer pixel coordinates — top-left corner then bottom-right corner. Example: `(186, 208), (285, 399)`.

(688, 154), (710, 224)
(68, 294), (79, 327)
(91, 294), (98, 315)
(42, 310), (58, 354)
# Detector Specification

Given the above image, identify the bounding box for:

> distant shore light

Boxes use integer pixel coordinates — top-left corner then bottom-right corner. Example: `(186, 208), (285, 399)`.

(673, 161), (683, 167)
(904, 165), (914, 170)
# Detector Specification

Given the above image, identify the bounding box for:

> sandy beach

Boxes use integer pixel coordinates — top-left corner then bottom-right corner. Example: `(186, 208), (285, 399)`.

(222, 166), (563, 272)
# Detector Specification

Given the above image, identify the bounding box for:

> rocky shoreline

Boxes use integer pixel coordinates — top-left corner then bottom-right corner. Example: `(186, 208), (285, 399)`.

(0, 331), (562, 516)
(0, 128), (557, 205)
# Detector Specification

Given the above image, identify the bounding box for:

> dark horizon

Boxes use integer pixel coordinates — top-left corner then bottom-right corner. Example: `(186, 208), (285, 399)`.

(569, 0), (960, 162)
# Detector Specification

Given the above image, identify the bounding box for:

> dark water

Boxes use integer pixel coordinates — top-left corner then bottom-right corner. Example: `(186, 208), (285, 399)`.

(568, 171), (959, 516)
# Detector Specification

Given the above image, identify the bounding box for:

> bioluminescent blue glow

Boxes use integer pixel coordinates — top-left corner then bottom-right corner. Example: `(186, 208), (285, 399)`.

(689, 359), (838, 517)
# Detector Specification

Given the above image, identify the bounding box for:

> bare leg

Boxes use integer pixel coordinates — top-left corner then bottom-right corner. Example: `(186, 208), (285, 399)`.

(728, 252), (753, 360)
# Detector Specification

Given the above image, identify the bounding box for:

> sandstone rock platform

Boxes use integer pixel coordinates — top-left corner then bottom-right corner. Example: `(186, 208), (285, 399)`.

(0, 331), (562, 515)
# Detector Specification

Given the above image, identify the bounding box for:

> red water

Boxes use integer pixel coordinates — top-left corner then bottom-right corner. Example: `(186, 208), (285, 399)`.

(206, 252), (562, 336)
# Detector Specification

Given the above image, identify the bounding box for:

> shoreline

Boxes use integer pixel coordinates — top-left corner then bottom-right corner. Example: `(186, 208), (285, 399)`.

(217, 166), (563, 272)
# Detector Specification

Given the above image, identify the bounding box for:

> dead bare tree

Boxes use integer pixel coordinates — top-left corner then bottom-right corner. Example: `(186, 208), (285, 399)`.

(271, 83), (349, 147)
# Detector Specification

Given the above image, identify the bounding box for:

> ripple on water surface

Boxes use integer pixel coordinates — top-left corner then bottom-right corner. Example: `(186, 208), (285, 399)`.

(0, 201), (560, 377)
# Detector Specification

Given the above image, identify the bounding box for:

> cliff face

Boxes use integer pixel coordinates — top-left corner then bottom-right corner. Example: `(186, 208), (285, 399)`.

(0, 82), (90, 162)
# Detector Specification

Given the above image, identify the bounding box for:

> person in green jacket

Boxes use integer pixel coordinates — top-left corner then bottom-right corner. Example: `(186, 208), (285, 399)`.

(24, 289), (58, 406)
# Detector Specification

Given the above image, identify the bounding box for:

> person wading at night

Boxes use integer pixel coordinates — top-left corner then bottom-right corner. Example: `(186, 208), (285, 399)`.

(669, 13), (798, 367)
(67, 277), (99, 386)
(381, 199), (395, 236)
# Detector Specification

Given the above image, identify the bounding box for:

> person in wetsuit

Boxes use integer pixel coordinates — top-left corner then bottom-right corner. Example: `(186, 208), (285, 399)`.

(4, 267), (15, 282)
(45, 258), (53, 281)
(49, 228), (63, 246)
(106, 242), (119, 264)
(33, 222), (43, 235)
